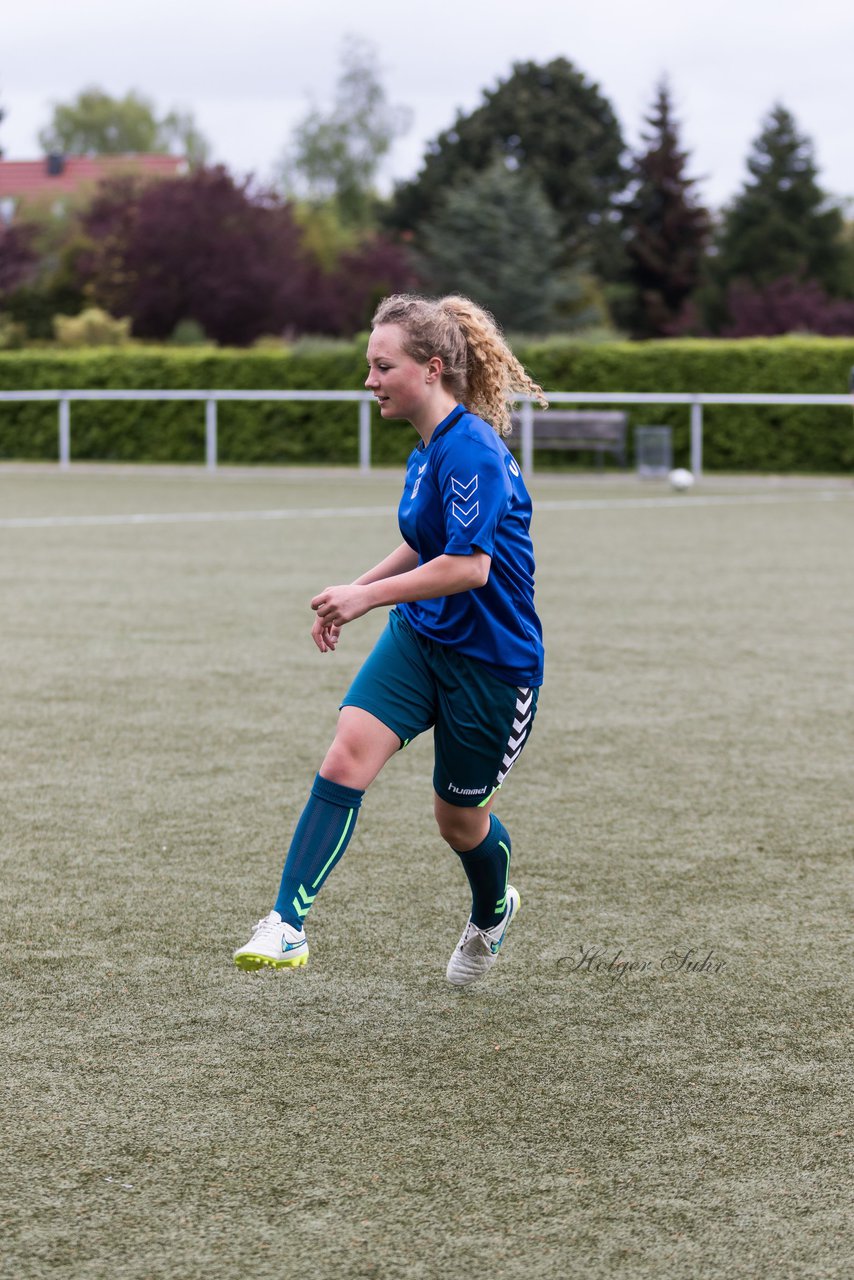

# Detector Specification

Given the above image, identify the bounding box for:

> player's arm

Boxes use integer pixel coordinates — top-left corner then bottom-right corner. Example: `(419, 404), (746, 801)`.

(352, 541), (419, 586)
(362, 551), (490, 607)
(311, 551), (491, 630)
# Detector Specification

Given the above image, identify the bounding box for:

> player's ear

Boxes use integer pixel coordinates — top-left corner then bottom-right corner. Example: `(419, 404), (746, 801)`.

(425, 355), (444, 384)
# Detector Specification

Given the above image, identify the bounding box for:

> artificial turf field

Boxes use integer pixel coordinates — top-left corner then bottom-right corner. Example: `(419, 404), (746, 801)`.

(1, 465), (852, 1280)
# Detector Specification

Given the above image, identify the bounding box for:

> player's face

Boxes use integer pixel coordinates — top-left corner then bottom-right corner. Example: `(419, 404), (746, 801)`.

(365, 324), (433, 424)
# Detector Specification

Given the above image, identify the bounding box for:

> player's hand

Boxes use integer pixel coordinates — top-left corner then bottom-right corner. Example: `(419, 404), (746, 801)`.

(311, 614), (341, 653)
(311, 584), (372, 629)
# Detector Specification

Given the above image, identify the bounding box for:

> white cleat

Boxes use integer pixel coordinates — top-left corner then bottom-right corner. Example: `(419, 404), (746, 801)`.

(233, 910), (309, 971)
(446, 886), (520, 987)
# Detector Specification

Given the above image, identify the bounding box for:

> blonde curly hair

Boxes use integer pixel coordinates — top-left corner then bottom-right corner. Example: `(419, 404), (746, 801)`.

(371, 293), (548, 436)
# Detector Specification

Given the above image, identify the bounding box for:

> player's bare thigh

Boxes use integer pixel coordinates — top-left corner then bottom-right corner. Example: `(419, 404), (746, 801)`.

(319, 706), (401, 790)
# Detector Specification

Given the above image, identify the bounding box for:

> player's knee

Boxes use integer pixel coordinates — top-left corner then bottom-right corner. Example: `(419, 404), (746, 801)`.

(434, 797), (489, 849)
(320, 732), (366, 787)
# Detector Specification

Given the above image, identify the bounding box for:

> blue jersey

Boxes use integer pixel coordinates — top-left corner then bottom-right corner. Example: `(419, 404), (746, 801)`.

(397, 405), (544, 687)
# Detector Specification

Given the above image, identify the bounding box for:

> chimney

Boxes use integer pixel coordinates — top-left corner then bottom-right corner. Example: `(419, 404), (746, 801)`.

(46, 153), (65, 177)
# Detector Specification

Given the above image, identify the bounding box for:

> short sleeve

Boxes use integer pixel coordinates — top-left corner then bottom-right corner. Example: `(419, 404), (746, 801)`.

(434, 432), (510, 558)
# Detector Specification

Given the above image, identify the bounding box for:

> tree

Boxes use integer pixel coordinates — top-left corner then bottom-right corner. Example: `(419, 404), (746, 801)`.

(621, 80), (711, 337)
(159, 109), (211, 168)
(77, 168), (310, 343)
(715, 104), (846, 295)
(840, 218), (854, 297)
(721, 276), (854, 337)
(0, 223), (38, 296)
(74, 166), (414, 342)
(299, 234), (418, 336)
(278, 37), (411, 227)
(0, 201), (89, 338)
(388, 58), (629, 278)
(39, 87), (160, 154)
(291, 199), (361, 271)
(416, 161), (603, 333)
(38, 85), (209, 160)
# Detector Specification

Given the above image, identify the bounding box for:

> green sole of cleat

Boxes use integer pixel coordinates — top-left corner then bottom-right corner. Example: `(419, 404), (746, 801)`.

(233, 953), (308, 971)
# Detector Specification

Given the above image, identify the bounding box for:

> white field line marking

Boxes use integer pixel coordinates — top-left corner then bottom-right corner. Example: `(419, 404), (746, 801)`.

(0, 489), (851, 531)
(0, 504), (397, 529)
(535, 490), (854, 513)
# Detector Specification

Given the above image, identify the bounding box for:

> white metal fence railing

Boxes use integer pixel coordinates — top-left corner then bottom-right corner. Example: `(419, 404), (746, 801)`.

(0, 388), (852, 479)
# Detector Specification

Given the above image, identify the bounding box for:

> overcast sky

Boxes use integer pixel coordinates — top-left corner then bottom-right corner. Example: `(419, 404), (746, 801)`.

(3, 0), (852, 211)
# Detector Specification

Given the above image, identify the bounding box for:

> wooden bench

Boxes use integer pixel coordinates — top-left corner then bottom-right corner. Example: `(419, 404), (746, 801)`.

(510, 410), (628, 469)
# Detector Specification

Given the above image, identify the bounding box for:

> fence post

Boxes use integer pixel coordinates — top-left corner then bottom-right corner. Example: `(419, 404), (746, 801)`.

(690, 399), (703, 480)
(520, 399), (534, 477)
(205, 397), (217, 471)
(359, 399), (371, 473)
(59, 395), (70, 470)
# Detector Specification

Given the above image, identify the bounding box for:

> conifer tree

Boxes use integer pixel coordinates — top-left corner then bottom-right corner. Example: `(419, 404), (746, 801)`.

(622, 80), (710, 337)
(715, 104), (845, 294)
(416, 161), (603, 333)
(387, 58), (629, 281)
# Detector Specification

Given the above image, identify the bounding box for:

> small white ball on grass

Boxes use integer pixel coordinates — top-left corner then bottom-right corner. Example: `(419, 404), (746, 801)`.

(668, 468), (695, 492)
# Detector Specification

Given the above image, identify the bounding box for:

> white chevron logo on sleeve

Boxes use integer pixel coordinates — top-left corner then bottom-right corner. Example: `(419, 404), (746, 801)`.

(451, 474), (478, 501)
(452, 500), (479, 527)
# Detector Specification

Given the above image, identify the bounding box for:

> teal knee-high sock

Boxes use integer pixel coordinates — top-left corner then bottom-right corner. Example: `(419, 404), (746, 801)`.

(453, 814), (512, 930)
(274, 774), (364, 930)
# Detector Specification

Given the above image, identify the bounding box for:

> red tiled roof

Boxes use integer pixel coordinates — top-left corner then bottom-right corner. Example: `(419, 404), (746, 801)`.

(0, 154), (187, 200)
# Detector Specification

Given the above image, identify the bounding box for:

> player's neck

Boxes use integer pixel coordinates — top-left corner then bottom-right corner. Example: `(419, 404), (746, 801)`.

(410, 391), (459, 447)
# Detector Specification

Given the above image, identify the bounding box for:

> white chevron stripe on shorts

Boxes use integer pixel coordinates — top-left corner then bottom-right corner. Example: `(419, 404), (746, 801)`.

(494, 687), (534, 787)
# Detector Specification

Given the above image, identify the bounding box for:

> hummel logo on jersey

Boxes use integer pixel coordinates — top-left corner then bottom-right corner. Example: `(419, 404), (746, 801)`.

(451, 474), (479, 527)
(411, 461), (428, 500)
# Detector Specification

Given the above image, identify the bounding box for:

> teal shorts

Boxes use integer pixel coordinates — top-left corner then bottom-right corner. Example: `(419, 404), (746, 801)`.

(341, 609), (539, 807)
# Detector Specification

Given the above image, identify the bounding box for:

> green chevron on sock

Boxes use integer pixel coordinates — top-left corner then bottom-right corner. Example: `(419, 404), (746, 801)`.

(454, 816), (513, 930)
(292, 884), (316, 919)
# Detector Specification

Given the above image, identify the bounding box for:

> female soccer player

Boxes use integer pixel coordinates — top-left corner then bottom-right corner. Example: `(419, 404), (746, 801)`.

(234, 294), (547, 986)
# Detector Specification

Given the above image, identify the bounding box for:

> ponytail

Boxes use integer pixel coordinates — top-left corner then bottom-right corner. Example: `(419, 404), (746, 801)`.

(437, 295), (548, 436)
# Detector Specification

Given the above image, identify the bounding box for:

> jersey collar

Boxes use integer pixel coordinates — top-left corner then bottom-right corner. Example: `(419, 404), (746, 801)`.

(418, 404), (466, 451)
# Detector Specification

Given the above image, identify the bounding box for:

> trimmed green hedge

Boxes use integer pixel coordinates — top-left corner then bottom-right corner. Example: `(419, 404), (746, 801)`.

(520, 336), (854, 472)
(0, 346), (412, 466)
(1, 337), (853, 470)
